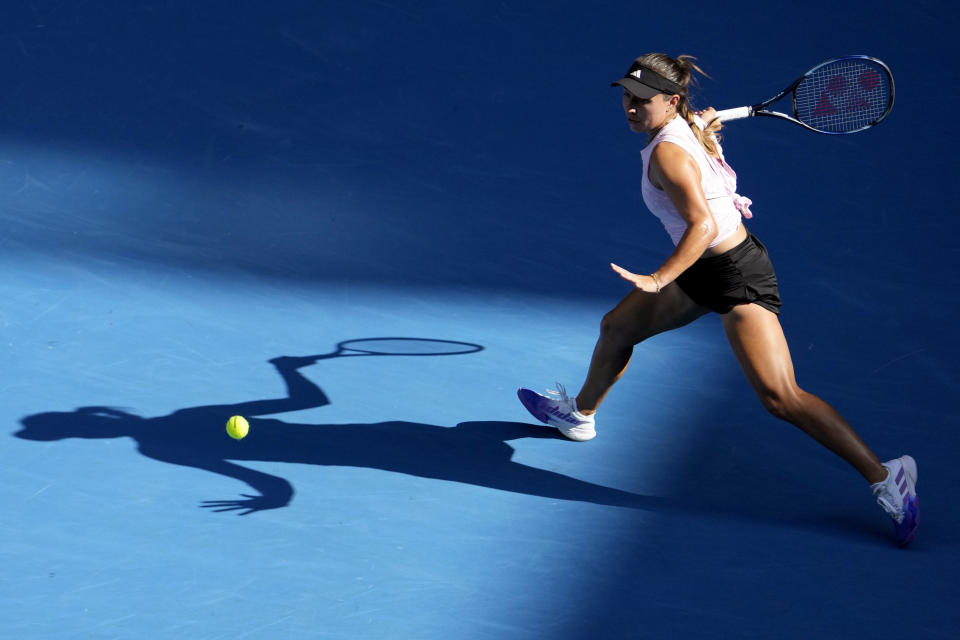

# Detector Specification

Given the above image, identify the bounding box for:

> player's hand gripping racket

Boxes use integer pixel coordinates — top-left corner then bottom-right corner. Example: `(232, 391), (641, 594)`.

(716, 55), (894, 134)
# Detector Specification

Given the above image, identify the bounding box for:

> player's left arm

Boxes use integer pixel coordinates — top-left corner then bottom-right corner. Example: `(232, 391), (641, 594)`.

(612, 142), (718, 291)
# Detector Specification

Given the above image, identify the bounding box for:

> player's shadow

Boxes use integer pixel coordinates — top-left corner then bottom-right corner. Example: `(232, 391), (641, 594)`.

(14, 340), (662, 515)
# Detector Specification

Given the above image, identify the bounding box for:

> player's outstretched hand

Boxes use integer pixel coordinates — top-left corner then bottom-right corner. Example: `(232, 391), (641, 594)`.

(610, 263), (660, 293)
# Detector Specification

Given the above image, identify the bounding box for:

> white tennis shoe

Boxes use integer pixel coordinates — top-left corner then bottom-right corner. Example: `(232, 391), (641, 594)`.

(871, 455), (919, 546)
(517, 383), (596, 441)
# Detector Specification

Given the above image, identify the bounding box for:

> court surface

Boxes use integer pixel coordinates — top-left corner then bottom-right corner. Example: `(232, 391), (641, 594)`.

(2, 2), (958, 638)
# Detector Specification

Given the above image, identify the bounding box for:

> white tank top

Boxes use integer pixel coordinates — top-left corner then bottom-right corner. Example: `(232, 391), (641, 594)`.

(639, 115), (750, 248)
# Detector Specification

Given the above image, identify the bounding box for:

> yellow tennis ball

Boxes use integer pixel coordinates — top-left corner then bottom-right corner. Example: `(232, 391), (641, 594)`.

(226, 415), (249, 440)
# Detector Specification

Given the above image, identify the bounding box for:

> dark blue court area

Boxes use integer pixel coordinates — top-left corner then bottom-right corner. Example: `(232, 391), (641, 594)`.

(2, 2), (958, 638)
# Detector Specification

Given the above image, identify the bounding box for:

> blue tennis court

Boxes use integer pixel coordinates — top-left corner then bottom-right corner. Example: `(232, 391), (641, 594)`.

(2, 2), (958, 638)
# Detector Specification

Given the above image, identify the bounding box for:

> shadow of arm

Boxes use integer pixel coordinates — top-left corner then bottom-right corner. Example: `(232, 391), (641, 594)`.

(196, 356), (330, 419)
(199, 460), (294, 515)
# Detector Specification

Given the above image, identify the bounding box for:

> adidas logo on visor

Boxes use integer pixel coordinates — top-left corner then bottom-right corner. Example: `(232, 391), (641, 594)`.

(630, 69), (643, 80)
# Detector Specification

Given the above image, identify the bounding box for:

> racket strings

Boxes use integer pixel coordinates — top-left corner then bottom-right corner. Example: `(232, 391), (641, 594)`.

(795, 59), (892, 133)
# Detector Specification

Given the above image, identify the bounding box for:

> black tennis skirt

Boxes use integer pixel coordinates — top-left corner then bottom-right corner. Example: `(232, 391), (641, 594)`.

(675, 233), (782, 315)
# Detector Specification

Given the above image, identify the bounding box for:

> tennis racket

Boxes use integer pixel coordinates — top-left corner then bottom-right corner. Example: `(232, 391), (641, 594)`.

(715, 55), (894, 134)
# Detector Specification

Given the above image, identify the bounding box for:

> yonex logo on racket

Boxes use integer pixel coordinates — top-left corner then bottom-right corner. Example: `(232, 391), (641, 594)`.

(813, 68), (883, 117)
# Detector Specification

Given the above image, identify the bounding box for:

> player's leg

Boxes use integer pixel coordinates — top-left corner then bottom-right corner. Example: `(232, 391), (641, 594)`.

(518, 283), (707, 441)
(720, 302), (885, 482)
(575, 282), (709, 413)
(722, 302), (919, 545)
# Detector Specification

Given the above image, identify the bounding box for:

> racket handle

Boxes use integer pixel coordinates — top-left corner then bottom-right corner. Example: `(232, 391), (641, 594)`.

(715, 106), (753, 122)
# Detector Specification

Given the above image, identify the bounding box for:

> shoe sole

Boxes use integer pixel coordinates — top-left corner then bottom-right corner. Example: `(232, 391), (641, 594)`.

(898, 456), (919, 546)
(898, 496), (919, 546)
(558, 426), (596, 442)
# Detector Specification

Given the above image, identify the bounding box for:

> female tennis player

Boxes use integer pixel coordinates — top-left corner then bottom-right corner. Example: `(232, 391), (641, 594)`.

(518, 53), (918, 546)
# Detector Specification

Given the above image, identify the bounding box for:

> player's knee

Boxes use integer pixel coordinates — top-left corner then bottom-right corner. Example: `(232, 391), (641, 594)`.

(600, 310), (623, 337)
(600, 307), (656, 347)
(759, 385), (803, 421)
(600, 310), (642, 345)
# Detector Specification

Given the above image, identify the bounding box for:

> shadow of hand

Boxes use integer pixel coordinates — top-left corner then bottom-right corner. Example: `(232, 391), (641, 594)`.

(200, 493), (290, 516)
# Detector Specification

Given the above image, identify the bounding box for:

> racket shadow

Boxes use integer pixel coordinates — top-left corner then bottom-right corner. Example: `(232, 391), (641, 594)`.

(13, 343), (663, 515)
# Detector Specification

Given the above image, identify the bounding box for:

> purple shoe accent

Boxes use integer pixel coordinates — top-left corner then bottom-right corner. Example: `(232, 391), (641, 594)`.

(517, 388), (551, 424)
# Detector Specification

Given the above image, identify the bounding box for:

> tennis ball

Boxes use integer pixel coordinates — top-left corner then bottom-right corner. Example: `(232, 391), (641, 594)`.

(226, 415), (249, 440)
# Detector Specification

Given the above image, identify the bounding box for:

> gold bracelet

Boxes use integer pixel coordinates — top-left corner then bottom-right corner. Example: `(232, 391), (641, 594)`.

(651, 272), (662, 293)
